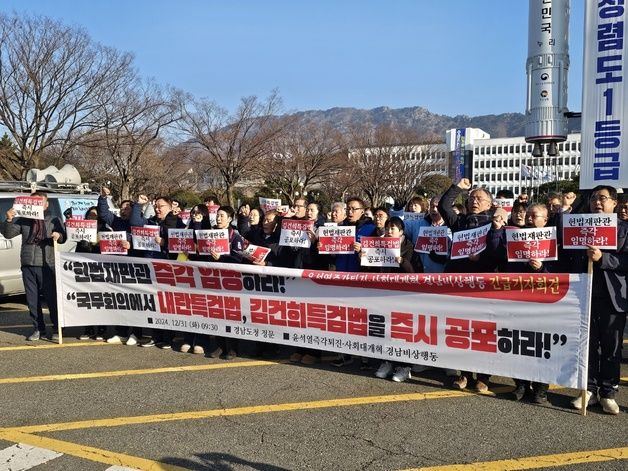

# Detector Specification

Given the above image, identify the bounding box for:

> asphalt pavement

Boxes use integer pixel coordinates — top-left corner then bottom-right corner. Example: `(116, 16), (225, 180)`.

(0, 295), (626, 471)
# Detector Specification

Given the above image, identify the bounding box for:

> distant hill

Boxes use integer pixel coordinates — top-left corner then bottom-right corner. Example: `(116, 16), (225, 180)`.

(289, 106), (580, 139)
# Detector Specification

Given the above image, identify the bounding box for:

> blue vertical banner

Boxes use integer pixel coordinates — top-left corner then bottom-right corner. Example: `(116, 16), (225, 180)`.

(453, 128), (466, 182)
(580, 0), (627, 189)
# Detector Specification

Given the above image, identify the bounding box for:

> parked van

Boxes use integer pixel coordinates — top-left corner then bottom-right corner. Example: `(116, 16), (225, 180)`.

(0, 180), (99, 297)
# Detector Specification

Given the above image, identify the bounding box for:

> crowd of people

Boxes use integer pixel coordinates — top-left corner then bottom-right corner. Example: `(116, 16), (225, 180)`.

(1, 180), (626, 415)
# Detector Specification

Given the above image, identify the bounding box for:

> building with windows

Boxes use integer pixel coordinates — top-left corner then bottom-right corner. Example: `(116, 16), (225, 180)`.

(470, 132), (581, 196)
(445, 128), (581, 197)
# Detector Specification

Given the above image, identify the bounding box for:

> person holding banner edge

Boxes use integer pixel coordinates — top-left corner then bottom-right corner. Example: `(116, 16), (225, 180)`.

(570, 185), (627, 415)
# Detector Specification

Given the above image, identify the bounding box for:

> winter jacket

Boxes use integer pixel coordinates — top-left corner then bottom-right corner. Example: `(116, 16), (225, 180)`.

(0, 214), (66, 267)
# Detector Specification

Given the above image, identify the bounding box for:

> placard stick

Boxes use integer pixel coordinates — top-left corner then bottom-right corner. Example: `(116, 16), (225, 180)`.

(54, 239), (63, 345)
(580, 258), (594, 416)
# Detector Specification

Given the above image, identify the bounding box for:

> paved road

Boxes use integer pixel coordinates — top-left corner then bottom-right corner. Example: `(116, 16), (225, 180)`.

(0, 295), (626, 470)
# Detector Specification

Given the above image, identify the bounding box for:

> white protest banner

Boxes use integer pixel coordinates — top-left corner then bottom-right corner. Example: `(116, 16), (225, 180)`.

(56, 252), (591, 389)
(580, 1), (627, 189)
(506, 227), (557, 262)
(65, 219), (97, 243)
(259, 197), (281, 213)
(450, 224), (491, 259)
(167, 229), (195, 254)
(195, 229), (230, 255)
(131, 225), (160, 252)
(98, 231), (128, 255)
(13, 196), (45, 220)
(414, 226), (450, 255)
(318, 225), (355, 254)
(279, 219), (314, 248)
(360, 236), (401, 267)
(403, 212), (425, 221)
(277, 205), (290, 215)
(494, 198), (514, 215)
(240, 242), (271, 263)
(562, 213), (617, 250)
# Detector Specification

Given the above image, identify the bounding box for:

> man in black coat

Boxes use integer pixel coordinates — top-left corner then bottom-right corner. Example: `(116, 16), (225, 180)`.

(571, 185), (627, 415)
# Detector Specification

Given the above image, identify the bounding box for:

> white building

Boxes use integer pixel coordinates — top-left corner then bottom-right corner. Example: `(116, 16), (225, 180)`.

(470, 132), (581, 196)
(447, 128), (580, 194)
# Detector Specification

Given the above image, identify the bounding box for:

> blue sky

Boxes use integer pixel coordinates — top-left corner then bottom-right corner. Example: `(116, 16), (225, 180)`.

(2, 0), (585, 116)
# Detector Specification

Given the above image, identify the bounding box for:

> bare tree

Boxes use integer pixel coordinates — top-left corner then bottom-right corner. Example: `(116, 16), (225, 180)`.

(346, 124), (401, 208)
(179, 91), (286, 206)
(76, 80), (181, 200)
(386, 140), (446, 206)
(260, 119), (345, 204)
(0, 13), (133, 179)
(346, 124), (446, 207)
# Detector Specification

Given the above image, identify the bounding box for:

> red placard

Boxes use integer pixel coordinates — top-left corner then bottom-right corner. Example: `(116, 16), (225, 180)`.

(562, 213), (617, 249)
(168, 229), (195, 253)
(318, 226), (355, 254)
(414, 226), (449, 255)
(450, 225), (491, 260)
(196, 229), (230, 255)
(506, 227), (557, 262)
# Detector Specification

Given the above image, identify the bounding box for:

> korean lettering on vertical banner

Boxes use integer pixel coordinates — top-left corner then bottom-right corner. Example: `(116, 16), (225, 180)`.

(454, 128), (466, 183)
(580, 1), (627, 189)
(55, 252), (590, 389)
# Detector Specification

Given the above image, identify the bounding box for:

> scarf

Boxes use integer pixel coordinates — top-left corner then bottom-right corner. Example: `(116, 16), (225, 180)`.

(26, 219), (46, 245)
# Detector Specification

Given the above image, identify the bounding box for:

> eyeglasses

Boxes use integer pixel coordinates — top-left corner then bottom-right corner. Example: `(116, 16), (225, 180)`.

(590, 195), (614, 203)
(468, 196), (490, 203)
(347, 206), (363, 212)
(527, 214), (546, 219)
(191, 211), (202, 216)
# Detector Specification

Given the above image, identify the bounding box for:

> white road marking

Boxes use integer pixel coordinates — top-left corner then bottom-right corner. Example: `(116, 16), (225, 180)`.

(0, 443), (62, 470)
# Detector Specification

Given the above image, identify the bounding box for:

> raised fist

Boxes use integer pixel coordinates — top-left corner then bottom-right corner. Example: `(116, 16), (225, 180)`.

(457, 178), (472, 190)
